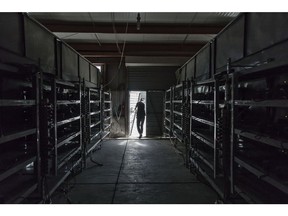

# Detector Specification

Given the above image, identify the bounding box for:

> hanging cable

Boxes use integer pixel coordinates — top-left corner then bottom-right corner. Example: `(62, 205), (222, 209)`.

(103, 14), (129, 88)
(111, 12), (121, 54)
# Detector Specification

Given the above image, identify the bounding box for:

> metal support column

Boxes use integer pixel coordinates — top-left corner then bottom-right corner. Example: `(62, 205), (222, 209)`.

(213, 78), (219, 179)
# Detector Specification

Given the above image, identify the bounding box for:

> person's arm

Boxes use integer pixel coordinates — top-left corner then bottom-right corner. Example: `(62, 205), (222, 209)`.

(135, 102), (139, 111)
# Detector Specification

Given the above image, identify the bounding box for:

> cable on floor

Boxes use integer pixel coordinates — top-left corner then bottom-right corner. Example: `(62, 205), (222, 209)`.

(111, 139), (129, 204)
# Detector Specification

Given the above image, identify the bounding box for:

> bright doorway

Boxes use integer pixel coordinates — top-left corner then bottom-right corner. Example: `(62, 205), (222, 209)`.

(129, 91), (146, 138)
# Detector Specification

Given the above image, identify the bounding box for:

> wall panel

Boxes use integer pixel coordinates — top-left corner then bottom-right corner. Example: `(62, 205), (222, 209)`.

(0, 13), (23, 55)
(186, 58), (195, 81)
(195, 45), (210, 81)
(90, 65), (98, 86)
(79, 57), (90, 81)
(146, 91), (164, 136)
(246, 13), (288, 55)
(62, 43), (78, 80)
(216, 15), (245, 69)
(24, 16), (55, 74)
(128, 66), (177, 91)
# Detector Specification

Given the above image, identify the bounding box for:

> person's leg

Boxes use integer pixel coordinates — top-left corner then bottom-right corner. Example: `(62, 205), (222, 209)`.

(139, 116), (145, 136)
(136, 117), (141, 136)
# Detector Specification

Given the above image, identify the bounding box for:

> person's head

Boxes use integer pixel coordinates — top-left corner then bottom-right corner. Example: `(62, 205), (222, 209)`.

(140, 98), (144, 102)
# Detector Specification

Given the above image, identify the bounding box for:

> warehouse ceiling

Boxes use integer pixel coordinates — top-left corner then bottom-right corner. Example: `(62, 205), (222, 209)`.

(29, 12), (239, 67)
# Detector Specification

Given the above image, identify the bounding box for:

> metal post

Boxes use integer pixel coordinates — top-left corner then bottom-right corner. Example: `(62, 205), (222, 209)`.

(181, 81), (184, 143)
(169, 87), (172, 137)
(230, 72), (238, 195)
(223, 58), (232, 200)
(189, 80), (194, 169)
(82, 80), (87, 169)
(213, 78), (219, 179)
(33, 71), (41, 195)
(52, 78), (57, 176)
(78, 80), (82, 170)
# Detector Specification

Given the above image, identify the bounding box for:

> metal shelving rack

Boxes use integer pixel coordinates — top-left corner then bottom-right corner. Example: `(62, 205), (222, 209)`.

(172, 83), (184, 143)
(102, 90), (112, 138)
(229, 61), (288, 203)
(189, 77), (229, 199)
(40, 76), (82, 202)
(0, 65), (41, 203)
(164, 87), (172, 137)
(81, 81), (103, 167)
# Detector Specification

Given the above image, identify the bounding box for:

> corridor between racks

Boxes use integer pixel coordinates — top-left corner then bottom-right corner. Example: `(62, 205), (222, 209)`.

(50, 139), (218, 204)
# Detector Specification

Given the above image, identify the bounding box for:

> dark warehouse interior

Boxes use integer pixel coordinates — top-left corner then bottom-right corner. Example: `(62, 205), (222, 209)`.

(1, 4), (288, 212)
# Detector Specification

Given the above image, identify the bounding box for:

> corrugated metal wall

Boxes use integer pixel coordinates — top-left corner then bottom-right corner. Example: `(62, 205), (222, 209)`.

(146, 91), (164, 137)
(127, 66), (177, 90)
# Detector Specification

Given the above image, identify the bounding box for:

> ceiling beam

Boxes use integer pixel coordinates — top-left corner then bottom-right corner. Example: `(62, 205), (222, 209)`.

(86, 56), (191, 65)
(69, 42), (203, 57)
(81, 51), (196, 57)
(38, 20), (225, 34)
(86, 57), (122, 64)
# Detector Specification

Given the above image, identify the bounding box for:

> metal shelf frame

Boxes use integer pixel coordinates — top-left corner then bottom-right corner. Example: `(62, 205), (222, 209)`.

(102, 90), (112, 133)
(39, 77), (83, 204)
(188, 76), (231, 200)
(229, 57), (288, 203)
(0, 70), (41, 203)
(82, 85), (102, 168)
(163, 87), (173, 137)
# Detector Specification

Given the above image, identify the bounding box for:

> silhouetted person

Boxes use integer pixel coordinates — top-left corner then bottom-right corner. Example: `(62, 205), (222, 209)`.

(135, 98), (145, 138)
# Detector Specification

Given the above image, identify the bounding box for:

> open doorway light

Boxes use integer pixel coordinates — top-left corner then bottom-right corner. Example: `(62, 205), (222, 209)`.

(129, 91), (146, 138)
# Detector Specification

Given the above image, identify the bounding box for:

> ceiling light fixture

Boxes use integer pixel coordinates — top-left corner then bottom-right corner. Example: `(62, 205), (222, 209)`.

(137, 13), (141, 31)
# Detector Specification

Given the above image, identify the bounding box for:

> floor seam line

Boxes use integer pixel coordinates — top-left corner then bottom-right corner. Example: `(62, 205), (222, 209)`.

(111, 139), (129, 204)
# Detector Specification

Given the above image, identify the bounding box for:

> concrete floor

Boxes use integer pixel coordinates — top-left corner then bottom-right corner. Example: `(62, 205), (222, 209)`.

(51, 139), (218, 204)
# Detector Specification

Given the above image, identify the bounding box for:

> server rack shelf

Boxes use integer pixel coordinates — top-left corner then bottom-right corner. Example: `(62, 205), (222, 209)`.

(229, 62), (288, 203)
(0, 13), (107, 203)
(81, 83), (103, 167)
(40, 76), (82, 202)
(88, 87), (101, 144)
(189, 77), (230, 201)
(164, 88), (172, 137)
(172, 83), (184, 143)
(0, 65), (41, 203)
(102, 91), (112, 137)
(165, 81), (190, 165)
(171, 13), (288, 203)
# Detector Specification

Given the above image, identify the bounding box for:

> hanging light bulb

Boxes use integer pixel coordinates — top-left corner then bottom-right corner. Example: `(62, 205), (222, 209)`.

(137, 13), (141, 31)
